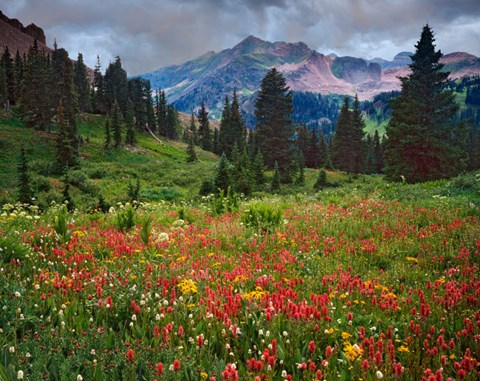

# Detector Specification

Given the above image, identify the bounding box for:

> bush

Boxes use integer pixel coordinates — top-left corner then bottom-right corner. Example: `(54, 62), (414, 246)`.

(199, 180), (215, 196)
(242, 202), (284, 232)
(114, 203), (136, 231)
(88, 167), (107, 179)
(211, 187), (239, 215)
(31, 175), (51, 193)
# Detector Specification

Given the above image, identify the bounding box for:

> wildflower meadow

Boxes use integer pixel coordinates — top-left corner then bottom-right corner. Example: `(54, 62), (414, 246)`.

(1, 180), (479, 380)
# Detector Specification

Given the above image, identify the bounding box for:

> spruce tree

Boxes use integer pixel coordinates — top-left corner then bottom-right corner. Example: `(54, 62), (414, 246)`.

(186, 132), (198, 163)
(318, 131), (328, 167)
(166, 105), (179, 140)
(295, 153), (305, 185)
(255, 68), (294, 182)
(14, 50), (24, 102)
(112, 101), (122, 148)
(104, 56), (128, 115)
(55, 101), (77, 169)
(213, 153), (231, 193)
(212, 128), (220, 155)
(296, 122), (309, 161)
(156, 90), (168, 136)
(0, 64), (6, 107)
(1, 46), (15, 106)
(18, 41), (51, 130)
(104, 118), (111, 149)
(271, 161), (281, 193)
(197, 101), (212, 151)
(332, 97), (353, 171)
(17, 145), (33, 204)
(252, 151), (265, 188)
(92, 56), (106, 114)
(314, 169), (328, 190)
(306, 129), (320, 168)
(351, 95), (366, 173)
(384, 25), (465, 182)
(373, 130), (384, 173)
(124, 105), (136, 146)
(230, 90), (247, 151)
(332, 95), (365, 173)
(74, 53), (91, 112)
(218, 95), (231, 156)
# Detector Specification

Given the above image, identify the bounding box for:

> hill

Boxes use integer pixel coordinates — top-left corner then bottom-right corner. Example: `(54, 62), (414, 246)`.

(137, 35), (480, 119)
(0, 112), (218, 209)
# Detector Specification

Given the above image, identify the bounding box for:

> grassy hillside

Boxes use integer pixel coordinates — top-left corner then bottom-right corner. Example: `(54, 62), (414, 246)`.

(0, 112), (218, 209)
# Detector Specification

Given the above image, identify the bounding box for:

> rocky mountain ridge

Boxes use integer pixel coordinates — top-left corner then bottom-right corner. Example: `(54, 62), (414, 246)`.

(137, 35), (480, 118)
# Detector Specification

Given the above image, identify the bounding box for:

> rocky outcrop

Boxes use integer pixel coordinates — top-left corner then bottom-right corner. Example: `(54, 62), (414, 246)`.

(0, 11), (46, 44)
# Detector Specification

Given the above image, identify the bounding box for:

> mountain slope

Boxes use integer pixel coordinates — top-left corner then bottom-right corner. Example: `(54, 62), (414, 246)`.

(137, 36), (480, 118)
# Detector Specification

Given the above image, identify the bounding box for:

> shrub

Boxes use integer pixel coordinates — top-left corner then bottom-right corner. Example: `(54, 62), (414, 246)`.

(242, 202), (284, 232)
(52, 205), (70, 244)
(114, 203), (136, 231)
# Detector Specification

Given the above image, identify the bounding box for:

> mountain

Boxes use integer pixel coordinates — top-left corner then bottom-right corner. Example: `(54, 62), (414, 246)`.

(0, 10), (50, 56)
(137, 36), (480, 119)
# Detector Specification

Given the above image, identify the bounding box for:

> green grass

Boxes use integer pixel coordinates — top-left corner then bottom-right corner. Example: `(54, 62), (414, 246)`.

(0, 112), (217, 208)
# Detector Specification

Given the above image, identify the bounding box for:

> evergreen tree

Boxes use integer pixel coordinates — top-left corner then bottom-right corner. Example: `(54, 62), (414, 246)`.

(252, 151), (265, 188)
(124, 105), (136, 146)
(212, 128), (220, 155)
(104, 118), (111, 149)
(373, 130), (385, 173)
(218, 95), (231, 155)
(231, 145), (253, 195)
(55, 101), (77, 169)
(314, 169), (328, 190)
(332, 97), (352, 171)
(1, 46), (15, 106)
(230, 90), (247, 151)
(332, 95), (365, 173)
(104, 56), (128, 115)
(187, 112), (198, 144)
(18, 41), (51, 130)
(296, 122), (309, 161)
(186, 132), (198, 162)
(318, 131), (328, 167)
(92, 55), (106, 114)
(364, 134), (375, 174)
(351, 95), (366, 173)
(0, 63), (6, 107)
(197, 101), (212, 151)
(306, 129), (320, 168)
(166, 105), (179, 140)
(255, 68), (294, 182)
(17, 145), (33, 204)
(295, 153), (305, 185)
(384, 25), (466, 182)
(14, 50), (24, 102)
(112, 101), (122, 148)
(271, 161), (281, 193)
(74, 53), (91, 112)
(213, 153), (230, 193)
(156, 90), (168, 136)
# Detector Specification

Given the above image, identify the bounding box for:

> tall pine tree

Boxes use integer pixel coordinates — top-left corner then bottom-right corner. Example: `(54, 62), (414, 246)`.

(255, 68), (294, 182)
(384, 25), (466, 182)
(197, 101), (211, 151)
(74, 53), (91, 112)
(17, 145), (33, 204)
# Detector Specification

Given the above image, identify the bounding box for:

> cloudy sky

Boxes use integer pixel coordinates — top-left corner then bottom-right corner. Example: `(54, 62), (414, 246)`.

(3, 0), (480, 75)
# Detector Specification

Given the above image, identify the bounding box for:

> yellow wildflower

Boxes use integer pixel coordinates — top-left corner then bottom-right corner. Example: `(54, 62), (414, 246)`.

(177, 279), (198, 294)
(341, 332), (352, 340)
(397, 346), (410, 353)
(343, 342), (362, 361)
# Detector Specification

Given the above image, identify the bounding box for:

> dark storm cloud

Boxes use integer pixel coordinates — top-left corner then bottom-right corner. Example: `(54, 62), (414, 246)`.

(3, 0), (480, 75)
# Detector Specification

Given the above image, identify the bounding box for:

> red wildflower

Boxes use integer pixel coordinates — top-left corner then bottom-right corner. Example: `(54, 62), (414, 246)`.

(173, 359), (181, 371)
(127, 348), (135, 362)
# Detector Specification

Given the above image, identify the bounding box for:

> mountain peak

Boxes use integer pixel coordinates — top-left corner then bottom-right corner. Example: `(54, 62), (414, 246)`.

(232, 35), (269, 53)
